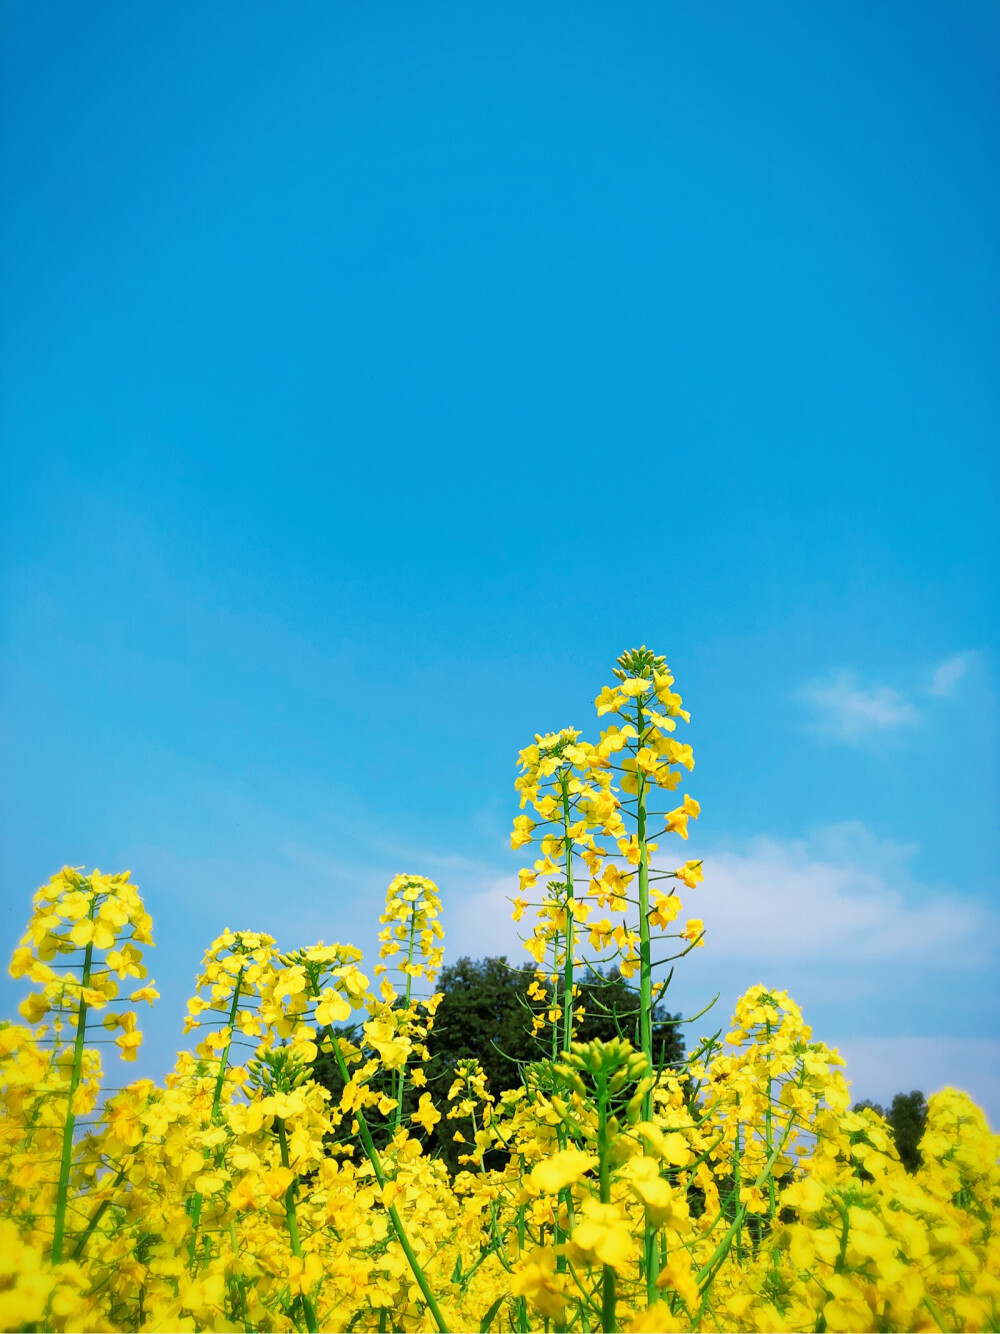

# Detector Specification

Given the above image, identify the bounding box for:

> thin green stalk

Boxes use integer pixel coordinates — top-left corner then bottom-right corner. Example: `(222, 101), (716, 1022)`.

(514, 1152), (530, 1332)
(548, 925), (562, 1066)
(763, 1020), (777, 1219)
(833, 1199), (850, 1274)
(634, 695), (653, 1090)
(692, 1201), (748, 1326)
(561, 774), (576, 1055)
(695, 1202), (747, 1284)
(921, 1297), (948, 1333)
(690, 1106), (804, 1326)
(210, 970), (245, 1119)
(189, 969), (244, 1265)
(517, 1170), (530, 1334)
(329, 1030), (450, 1333)
(634, 694), (659, 1300)
(276, 1119), (318, 1334)
(564, 1259), (601, 1326)
(550, 925), (569, 1334)
(52, 896), (96, 1264)
(597, 1070), (617, 1334)
(71, 1162), (128, 1259)
(457, 1207), (508, 1293)
(732, 1122), (743, 1263)
(393, 909), (419, 1134)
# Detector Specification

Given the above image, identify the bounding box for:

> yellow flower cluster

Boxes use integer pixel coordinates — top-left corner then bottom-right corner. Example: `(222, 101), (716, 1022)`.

(1, 654), (997, 1333)
(12, 867), (153, 1060)
(510, 647), (706, 1145)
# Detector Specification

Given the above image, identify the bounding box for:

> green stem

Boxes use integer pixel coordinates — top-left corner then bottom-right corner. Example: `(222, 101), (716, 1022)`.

(211, 970), (245, 1121)
(921, 1297), (948, 1333)
(394, 910), (419, 1134)
(764, 1020), (777, 1219)
(189, 969), (244, 1265)
(517, 1163), (530, 1334)
(561, 774), (576, 1056)
(71, 1162), (128, 1259)
(597, 1071), (617, 1334)
(634, 696), (653, 1089)
(692, 1200), (748, 1326)
(732, 1122), (743, 1263)
(329, 1030), (450, 1333)
(633, 695), (659, 1301)
(833, 1199), (850, 1273)
(276, 1119), (318, 1334)
(550, 929), (568, 1334)
(52, 902), (96, 1264)
(691, 1108), (805, 1326)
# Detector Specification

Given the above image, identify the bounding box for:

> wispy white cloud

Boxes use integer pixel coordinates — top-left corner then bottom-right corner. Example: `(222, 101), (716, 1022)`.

(444, 822), (994, 972)
(448, 873), (523, 961)
(798, 652), (983, 743)
(929, 652), (972, 697)
(697, 823), (991, 966)
(797, 671), (920, 743)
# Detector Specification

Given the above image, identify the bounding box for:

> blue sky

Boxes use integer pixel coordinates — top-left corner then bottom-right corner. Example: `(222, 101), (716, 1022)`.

(2, 1), (998, 1119)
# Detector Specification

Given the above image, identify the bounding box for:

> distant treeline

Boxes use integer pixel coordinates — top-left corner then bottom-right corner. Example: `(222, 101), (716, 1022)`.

(312, 954), (928, 1175)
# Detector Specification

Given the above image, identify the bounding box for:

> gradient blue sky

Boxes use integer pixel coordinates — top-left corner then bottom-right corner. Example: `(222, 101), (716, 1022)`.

(2, 2), (998, 1118)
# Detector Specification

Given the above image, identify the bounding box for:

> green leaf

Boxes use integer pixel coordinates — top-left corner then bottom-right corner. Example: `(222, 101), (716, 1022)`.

(479, 1294), (506, 1332)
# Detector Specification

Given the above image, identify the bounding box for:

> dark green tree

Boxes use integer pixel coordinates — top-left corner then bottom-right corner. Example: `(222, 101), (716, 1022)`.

(852, 1090), (928, 1173)
(423, 955), (536, 1097)
(423, 956), (684, 1092)
(312, 955), (685, 1171)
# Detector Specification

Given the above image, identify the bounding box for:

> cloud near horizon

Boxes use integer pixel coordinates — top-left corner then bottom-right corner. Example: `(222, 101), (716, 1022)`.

(835, 1037), (1000, 1130)
(446, 822), (992, 971)
(443, 823), (997, 1121)
(695, 827), (990, 966)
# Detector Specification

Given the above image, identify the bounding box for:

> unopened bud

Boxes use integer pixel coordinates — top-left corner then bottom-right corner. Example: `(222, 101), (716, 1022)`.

(626, 1076), (655, 1124)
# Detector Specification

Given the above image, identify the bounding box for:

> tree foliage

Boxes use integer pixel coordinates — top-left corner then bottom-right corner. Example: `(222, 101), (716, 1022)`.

(425, 955), (684, 1092)
(852, 1090), (929, 1172)
(313, 955), (684, 1169)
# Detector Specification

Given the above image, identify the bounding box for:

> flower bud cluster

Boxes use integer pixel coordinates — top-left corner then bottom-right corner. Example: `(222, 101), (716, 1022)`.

(511, 650), (706, 1048)
(12, 867), (154, 1061)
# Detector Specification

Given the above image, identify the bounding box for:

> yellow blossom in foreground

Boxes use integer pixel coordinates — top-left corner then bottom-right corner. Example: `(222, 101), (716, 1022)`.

(571, 1198), (634, 1270)
(529, 1148), (598, 1195)
(410, 1091), (442, 1134)
(680, 918), (705, 946)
